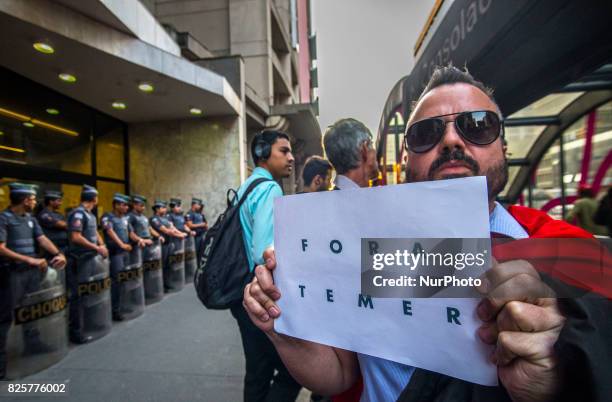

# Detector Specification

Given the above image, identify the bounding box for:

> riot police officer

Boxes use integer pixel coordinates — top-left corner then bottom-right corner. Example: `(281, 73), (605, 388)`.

(185, 198), (208, 266)
(168, 198), (197, 283)
(128, 195), (159, 245)
(0, 183), (66, 379)
(129, 196), (164, 303)
(37, 190), (68, 253)
(150, 200), (185, 291)
(66, 185), (110, 343)
(167, 199), (189, 235)
(101, 193), (147, 321)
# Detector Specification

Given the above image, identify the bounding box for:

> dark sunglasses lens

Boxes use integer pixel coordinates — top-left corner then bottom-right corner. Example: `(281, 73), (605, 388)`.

(406, 119), (445, 153)
(455, 111), (500, 145)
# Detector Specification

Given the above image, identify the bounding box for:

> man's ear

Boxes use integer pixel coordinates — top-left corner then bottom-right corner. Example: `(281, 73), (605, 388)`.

(361, 142), (369, 163)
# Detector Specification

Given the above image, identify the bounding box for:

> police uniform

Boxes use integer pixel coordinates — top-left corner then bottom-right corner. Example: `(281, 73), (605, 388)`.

(66, 185), (111, 343)
(128, 196), (151, 242)
(149, 201), (172, 243)
(0, 184), (46, 378)
(150, 200), (171, 264)
(37, 191), (68, 253)
(101, 193), (138, 320)
(152, 199), (185, 291)
(185, 198), (207, 264)
(168, 198), (188, 234)
(170, 198), (198, 283)
(130, 196), (164, 303)
(100, 197), (133, 255)
(67, 190), (99, 259)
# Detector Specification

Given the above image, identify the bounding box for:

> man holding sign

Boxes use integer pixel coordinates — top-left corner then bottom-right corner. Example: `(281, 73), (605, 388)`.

(243, 66), (609, 402)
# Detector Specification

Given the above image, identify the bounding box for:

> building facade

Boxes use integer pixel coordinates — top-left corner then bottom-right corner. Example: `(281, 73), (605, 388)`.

(0, 0), (320, 219)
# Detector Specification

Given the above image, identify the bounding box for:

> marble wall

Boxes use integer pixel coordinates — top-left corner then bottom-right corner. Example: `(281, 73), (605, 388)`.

(128, 116), (243, 221)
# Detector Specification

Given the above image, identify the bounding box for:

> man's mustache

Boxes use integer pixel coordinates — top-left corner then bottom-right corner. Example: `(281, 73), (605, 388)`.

(428, 149), (480, 178)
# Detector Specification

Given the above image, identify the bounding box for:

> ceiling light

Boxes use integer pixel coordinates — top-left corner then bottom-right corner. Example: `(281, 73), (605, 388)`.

(46, 108), (60, 115)
(112, 101), (127, 110)
(33, 42), (54, 54)
(0, 130), (4, 135)
(0, 145), (25, 153)
(23, 122), (35, 128)
(189, 107), (203, 116)
(58, 73), (77, 83)
(138, 82), (154, 93)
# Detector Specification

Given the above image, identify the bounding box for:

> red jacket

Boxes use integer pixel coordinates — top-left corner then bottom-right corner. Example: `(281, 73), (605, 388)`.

(498, 206), (611, 299)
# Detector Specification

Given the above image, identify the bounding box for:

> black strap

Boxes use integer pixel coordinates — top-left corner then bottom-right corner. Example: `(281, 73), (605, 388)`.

(235, 178), (273, 210)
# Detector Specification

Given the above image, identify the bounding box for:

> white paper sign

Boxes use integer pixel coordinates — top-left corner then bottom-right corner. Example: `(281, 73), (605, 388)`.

(273, 176), (498, 386)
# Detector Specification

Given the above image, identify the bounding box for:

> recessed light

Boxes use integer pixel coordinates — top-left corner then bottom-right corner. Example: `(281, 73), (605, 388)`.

(33, 42), (54, 54)
(23, 122), (35, 128)
(46, 108), (60, 115)
(138, 82), (154, 93)
(189, 107), (203, 116)
(112, 101), (127, 110)
(0, 130), (4, 135)
(59, 73), (77, 83)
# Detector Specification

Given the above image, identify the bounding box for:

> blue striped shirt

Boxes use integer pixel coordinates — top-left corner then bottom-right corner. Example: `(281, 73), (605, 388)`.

(357, 202), (528, 402)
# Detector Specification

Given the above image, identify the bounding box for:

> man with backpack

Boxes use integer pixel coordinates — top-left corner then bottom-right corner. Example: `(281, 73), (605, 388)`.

(231, 130), (301, 402)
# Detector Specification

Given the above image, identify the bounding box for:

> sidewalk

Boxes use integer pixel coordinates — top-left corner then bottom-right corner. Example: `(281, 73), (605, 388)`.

(14, 284), (244, 401)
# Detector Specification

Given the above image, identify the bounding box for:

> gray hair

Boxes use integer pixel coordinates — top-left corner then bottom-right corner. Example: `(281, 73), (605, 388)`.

(323, 118), (373, 174)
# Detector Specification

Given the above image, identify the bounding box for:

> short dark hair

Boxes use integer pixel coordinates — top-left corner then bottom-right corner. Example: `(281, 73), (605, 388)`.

(251, 130), (291, 165)
(10, 193), (30, 205)
(412, 65), (497, 113)
(302, 156), (332, 186)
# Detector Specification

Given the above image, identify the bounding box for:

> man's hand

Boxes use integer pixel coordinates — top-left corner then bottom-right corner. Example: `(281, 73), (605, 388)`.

(144, 238), (153, 246)
(137, 239), (147, 248)
(27, 257), (48, 272)
(121, 243), (132, 252)
(243, 248), (281, 335)
(477, 259), (565, 402)
(97, 245), (109, 258)
(50, 254), (66, 269)
(190, 231), (196, 237)
(159, 237), (165, 244)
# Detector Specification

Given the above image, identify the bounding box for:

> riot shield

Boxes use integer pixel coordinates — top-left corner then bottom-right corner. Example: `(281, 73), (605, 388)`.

(68, 254), (112, 344)
(5, 266), (68, 379)
(164, 237), (185, 292)
(142, 240), (164, 304)
(110, 250), (145, 321)
(184, 235), (197, 284)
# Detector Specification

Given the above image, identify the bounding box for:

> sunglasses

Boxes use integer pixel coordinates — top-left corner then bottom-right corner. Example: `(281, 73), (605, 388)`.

(404, 110), (502, 153)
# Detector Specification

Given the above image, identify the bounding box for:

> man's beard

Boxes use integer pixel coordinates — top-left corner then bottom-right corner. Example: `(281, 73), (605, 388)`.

(406, 149), (508, 201)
